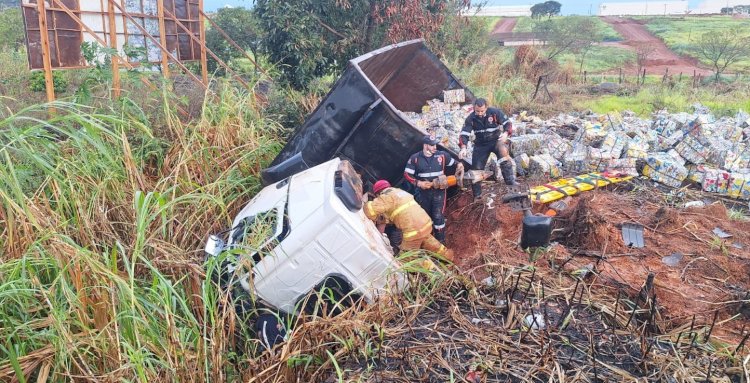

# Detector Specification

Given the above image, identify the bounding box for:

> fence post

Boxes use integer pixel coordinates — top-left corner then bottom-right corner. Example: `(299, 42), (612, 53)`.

(642, 68), (646, 86)
(619, 68), (623, 84)
(679, 72), (682, 82)
(584, 71), (587, 83)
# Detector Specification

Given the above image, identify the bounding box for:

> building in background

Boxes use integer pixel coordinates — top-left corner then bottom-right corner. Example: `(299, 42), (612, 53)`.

(470, 5), (532, 16)
(598, 1), (689, 16)
(692, 0), (750, 14)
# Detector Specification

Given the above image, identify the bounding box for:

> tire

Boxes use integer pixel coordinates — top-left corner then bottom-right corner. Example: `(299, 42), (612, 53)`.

(255, 313), (286, 350)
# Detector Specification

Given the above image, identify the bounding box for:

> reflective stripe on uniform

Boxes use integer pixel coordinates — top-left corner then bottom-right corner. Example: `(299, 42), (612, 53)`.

(403, 221), (433, 239)
(460, 131), (470, 136)
(503, 120), (511, 126)
(475, 127), (500, 133)
(364, 202), (376, 217)
(404, 168), (415, 174)
(389, 200), (417, 220)
(433, 223), (445, 230)
(417, 171), (443, 178)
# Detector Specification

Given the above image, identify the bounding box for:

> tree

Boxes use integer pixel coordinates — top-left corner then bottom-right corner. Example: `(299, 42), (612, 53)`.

(531, 1), (561, 19)
(204, 7), (264, 74)
(254, 0), (468, 89)
(692, 30), (749, 82)
(572, 18), (602, 72)
(530, 3), (546, 19)
(0, 8), (24, 51)
(543, 1), (561, 18)
(634, 42), (656, 77)
(533, 17), (597, 61)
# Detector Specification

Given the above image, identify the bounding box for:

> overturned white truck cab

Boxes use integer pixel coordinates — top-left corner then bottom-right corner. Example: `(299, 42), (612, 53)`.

(205, 158), (404, 317)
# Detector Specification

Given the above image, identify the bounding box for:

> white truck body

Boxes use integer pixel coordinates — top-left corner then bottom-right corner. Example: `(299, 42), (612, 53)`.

(211, 158), (404, 314)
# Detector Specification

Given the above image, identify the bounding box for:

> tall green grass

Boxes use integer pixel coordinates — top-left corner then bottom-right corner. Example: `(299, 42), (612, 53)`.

(0, 85), (283, 381)
(577, 81), (750, 117)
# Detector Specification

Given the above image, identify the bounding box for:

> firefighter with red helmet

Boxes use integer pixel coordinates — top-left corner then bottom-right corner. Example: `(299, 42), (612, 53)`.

(403, 135), (463, 243)
(363, 180), (454, 262)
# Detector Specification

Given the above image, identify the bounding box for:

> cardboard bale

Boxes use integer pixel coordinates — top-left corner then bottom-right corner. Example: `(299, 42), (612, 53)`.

(600, 131), (629, 159)
(606, 158), (638, 177)
(442, 89), (465, 104)
(624, 137), (649, 159)
(728, 170), (750, 200)
(724, 143), (750, 171)
(666, 148), (687, 165)
(701, 167), (731, 194)
(674, 134), (710, 164)
(656, 130), (684, 151)
(588, 147), (615, 172)
(579, 121), (608, 146)
(516, 153), (530, 169)
(642, 152), (688, 188)
(686, 164), (707, 183)
(543, 133), (572, 160)
(510, 134), (546, 156)
(564, 143), (588, 173)
(529, 153), (561, 178)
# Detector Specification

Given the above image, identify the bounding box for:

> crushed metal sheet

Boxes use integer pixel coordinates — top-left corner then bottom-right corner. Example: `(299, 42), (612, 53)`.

(661, 253), (683, 267)
(621, 222), (645, 248)
(712, 227), (732, 238)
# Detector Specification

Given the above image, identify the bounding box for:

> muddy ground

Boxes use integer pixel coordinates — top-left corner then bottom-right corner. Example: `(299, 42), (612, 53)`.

(444, 180), (750, 345)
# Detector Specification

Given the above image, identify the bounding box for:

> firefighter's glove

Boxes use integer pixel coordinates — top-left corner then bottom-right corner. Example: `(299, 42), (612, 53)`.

(417, 180), (433, 190)
(432, 175), (450, 190)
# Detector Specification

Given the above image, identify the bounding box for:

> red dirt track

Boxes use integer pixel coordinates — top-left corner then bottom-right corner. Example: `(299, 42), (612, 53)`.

(491, 18), (517, 34)
(601, 16), (712, 75)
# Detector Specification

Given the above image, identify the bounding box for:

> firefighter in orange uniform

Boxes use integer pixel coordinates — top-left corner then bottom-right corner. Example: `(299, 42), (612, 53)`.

(363, 180), (454, 262)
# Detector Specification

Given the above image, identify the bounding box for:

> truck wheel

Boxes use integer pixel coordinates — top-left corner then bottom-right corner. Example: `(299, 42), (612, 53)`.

(255, 313), (286, 350)
(303, 276), (361, 316)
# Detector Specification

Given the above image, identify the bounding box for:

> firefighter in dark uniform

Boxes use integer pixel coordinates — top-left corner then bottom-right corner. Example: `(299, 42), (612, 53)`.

(458, 98), (517, 200)
(404, 135), (463, 243)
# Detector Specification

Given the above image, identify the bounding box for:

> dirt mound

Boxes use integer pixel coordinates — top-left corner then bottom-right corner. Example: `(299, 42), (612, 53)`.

(445, 183), (750, 343)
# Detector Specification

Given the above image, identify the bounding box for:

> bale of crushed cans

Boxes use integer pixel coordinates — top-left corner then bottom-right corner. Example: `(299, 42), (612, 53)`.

(401, 94), (750, 199)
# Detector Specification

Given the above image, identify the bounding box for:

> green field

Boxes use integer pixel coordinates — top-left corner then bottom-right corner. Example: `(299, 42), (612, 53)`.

(644, 16), (750, 72)
(555, 45), (635, 73)
(513, 16), (623, 41)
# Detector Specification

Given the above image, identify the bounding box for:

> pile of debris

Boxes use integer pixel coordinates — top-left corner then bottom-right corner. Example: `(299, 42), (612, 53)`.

(401, 90), (750, 200)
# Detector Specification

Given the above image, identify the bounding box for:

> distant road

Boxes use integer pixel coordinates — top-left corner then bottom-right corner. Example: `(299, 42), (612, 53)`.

(491, 18), (517, 34)
(600, 16), (712, 75)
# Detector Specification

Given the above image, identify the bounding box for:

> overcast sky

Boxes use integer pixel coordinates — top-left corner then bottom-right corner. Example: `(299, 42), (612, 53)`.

(204, 0), (727, 14)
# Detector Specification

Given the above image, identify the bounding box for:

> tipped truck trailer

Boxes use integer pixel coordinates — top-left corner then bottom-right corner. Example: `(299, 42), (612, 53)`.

(261, 39), (474, 187)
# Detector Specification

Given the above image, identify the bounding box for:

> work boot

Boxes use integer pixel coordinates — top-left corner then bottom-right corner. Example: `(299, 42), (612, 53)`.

(499, 158), (518, 186)
(471, 182), (482, 200)
(434, 229), (446, 244)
